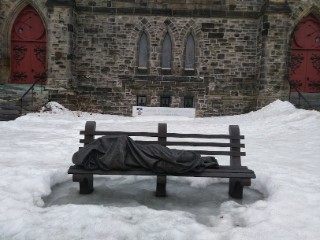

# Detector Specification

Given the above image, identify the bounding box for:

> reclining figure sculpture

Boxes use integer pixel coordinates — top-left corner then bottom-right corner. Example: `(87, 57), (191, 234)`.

(72, 135), (219, 174)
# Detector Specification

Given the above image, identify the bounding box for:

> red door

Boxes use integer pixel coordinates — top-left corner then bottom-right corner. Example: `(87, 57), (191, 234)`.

(10, 5), (47, 84)
(290, 14), (320, 93)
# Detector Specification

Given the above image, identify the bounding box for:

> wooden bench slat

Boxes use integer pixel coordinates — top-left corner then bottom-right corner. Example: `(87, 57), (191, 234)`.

(80, 130), (245, 140)
(136, 141), (245, 148)
(80, 131), (160, 137)
(194, 150), (246, 156)
(68, 166), (256, 179)
(80, 139), (245, 148)
(69, 165), (251, 173)
(165, 132), (245, 139)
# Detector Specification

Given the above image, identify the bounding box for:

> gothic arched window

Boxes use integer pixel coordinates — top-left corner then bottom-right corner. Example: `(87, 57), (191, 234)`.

(161, 33), (172, 69)
(138, 32), (148, 68)
(185, 34), (195, 69)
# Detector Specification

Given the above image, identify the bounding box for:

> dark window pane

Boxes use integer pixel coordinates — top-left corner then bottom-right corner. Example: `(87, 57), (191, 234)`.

(138, 33), (148, 68)
(184, 97), (193, 108)
(160, 96), (171, 107)
(162, 33), (172, 69)
(185, 34), (195, 69)
(137, 95), (147, 106)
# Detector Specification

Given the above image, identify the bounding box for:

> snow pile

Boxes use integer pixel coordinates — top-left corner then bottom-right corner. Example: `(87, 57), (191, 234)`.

(41, 101), (70, 114)
(0, 100), (319, 239)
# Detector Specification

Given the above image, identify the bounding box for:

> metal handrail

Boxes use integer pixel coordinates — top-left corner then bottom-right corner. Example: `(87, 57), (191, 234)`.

(289, 84), (313, 109)
(19, 78), (44, 114)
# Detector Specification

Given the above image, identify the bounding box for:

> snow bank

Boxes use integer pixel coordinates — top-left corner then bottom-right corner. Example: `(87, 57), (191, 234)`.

(0, 100), (319, 239)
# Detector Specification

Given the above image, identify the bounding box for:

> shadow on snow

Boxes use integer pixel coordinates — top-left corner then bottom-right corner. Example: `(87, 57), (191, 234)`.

(43, 176), (264, 226)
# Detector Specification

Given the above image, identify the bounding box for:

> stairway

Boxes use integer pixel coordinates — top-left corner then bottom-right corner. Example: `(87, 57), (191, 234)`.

(0, 84), (48, 121)
(289, 92), (320, 111)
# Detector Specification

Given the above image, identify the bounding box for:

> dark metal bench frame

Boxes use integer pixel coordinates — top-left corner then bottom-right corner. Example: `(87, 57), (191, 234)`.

(68, 121), (256, 199)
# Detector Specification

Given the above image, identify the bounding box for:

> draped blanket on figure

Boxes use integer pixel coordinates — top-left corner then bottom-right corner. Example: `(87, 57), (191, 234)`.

(72, 135), (219, 174)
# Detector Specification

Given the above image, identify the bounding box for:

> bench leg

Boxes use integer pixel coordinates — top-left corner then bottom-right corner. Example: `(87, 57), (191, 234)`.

(156, 175), (167, 197)
(229, 178), (243, 199)
(73, 174), (94, 194)
(229, 178), (251, 199)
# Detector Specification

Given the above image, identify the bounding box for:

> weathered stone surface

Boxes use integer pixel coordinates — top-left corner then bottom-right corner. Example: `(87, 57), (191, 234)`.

(1, 0), (319, 116)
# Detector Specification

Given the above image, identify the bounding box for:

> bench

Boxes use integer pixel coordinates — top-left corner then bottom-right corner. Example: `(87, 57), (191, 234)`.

(68, 121), (256, 199)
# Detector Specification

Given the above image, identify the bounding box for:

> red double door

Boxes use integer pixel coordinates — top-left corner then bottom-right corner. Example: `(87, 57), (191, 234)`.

(290, 14), (320, 93)
(10, 5), (47, 84)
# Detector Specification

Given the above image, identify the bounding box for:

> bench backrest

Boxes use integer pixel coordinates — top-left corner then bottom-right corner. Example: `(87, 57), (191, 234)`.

(79, 121), (245, 167)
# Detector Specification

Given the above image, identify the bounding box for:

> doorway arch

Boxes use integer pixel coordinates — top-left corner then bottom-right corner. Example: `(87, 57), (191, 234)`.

(10, 5), (47, 84)
(289, 14), (320, 93)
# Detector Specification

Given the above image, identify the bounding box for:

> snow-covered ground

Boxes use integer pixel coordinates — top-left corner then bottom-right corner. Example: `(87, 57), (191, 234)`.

(0, 100), (319, 240)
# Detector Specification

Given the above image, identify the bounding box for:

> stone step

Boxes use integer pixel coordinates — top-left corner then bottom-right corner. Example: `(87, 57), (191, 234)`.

(0, 83), (49, 121)
(0, 109), (20, 121)
(0, 109), (20, 115)
(0, 104), (20, 110)
(289, 92), (320, 110)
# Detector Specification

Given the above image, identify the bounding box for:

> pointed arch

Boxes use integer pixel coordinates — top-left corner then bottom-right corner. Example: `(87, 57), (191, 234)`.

(2, 1), (47, 47)
(288, 5), (320, 44)
(10, 4), (47, 84)
(289, 13), (320, 93)
(138, 31), (149, 68)
(180, 22), (201, 74)
(161, 32), (172, 69)
(185, 33), (195, 69)
(0, 1), (48, 83)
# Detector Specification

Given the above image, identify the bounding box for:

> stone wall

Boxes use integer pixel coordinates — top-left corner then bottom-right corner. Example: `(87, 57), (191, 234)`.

(0, 1), (21, 84)
(256, 3), (291, 107)
(1, 0), (320, 115)
(66, 0), (261, 116)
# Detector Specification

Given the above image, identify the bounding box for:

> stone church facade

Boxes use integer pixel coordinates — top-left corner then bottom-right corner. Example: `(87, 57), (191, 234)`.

(1, 0), (320, 116)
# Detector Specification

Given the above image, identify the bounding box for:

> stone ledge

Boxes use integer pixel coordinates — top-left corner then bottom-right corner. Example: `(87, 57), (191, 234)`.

(121, 75), (207, 83)
(75, 6), (260, 19)
(45, 0), (75, 7)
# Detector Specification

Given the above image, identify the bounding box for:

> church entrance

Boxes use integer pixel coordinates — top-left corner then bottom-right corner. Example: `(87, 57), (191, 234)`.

(290, 14), (320, 93)
(10, 5), (47, 84)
